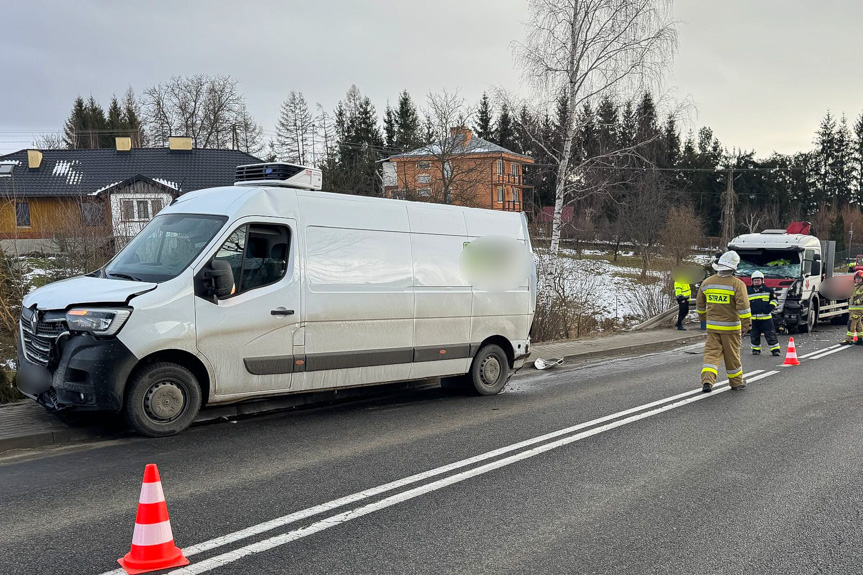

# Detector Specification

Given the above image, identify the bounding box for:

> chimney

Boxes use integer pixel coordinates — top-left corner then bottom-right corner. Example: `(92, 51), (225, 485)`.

(449, 126), (472, 146)
(115, 137), (132, 152)
(168, 136), (193, 151)
(27, 149), (43, 170)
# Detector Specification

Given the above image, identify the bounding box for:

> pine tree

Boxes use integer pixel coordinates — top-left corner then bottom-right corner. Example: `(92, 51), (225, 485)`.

(576, 102), (597, 162)
(595, 96), (618, 155)
(394, 90), (421, 152)
(330, 85), (383, 196)
(84, 96), (109, 148)
(814, 110), (837, 204)
(515, 105), (534, 156)
(834, 114), (854, 205)
(63, 97), (87, 149)
(276, 91), (314, 164)
(122, 87), (143, 146)
(474, 93), (493, 140)
(662, 114), (681, 169)
(384, 104), (396, 150)
(618, 100), (637, 150)
(854, 114), (863, 203)
(635, 92), (660, 162)
(107, 96), (125, 133)
(495, 103), (515, 150)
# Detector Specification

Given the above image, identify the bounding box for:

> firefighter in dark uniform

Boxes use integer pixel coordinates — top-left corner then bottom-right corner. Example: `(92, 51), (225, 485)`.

(747, 271), (781, 356)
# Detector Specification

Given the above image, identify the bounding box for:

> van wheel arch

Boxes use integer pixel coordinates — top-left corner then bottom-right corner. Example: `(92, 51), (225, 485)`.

(127, 350), (212, 408)
(476, 335), (514, 368)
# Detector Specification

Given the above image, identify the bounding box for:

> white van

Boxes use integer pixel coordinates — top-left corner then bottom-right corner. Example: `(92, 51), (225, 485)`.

(16, 163), (536, 436)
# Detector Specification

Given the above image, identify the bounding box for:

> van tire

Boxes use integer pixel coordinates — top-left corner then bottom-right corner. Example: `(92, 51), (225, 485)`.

(124, 362), (202, 437)
(469, 344), (510, 396)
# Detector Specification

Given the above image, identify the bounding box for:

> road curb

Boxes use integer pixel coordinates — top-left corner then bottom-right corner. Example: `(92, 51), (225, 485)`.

(528, 332), (706, 369)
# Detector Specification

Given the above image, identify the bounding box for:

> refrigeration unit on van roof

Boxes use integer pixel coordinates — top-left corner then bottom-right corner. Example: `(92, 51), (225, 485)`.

(234, 162), (323, 191)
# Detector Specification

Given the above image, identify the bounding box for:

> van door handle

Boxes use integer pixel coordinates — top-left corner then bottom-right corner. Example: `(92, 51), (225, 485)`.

(271, 308), (294, 316)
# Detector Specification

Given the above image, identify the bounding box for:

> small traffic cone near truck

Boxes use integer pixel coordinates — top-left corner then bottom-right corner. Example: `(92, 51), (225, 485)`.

(118, 464), (189, 574)
(782, 337), (801, 366)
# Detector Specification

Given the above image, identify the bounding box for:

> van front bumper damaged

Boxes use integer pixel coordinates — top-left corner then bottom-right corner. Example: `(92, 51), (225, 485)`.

(17, 333), (138, 412)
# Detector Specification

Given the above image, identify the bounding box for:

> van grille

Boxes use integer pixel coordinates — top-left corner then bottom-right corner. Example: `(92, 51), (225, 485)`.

(20, 317), (65, 367)
(236, 163), (304, 183)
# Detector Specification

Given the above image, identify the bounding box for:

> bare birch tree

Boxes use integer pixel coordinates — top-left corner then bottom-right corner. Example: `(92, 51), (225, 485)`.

(513, 0), (678, 255)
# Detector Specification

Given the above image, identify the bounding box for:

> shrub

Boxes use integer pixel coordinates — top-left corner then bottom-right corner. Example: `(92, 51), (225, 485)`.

(0, 370), (23, 404)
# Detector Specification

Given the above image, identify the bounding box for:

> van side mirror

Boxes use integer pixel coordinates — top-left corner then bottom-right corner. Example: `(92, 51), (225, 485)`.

(204, 260), (234, 300)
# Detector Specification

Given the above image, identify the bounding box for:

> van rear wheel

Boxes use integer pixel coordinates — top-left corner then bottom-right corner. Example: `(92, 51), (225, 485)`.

(469, 344), (510, 396)
(125, 362), (202, 437)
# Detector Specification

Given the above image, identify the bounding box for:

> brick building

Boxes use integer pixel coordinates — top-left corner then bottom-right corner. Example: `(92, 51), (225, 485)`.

(382, 127), (533, 211)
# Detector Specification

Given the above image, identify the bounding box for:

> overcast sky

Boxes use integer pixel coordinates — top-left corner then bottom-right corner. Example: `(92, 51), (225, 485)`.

(1, 0), (861, 156)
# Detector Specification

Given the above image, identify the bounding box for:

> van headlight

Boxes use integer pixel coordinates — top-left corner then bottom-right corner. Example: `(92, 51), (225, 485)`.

(65, 308), (132, 336)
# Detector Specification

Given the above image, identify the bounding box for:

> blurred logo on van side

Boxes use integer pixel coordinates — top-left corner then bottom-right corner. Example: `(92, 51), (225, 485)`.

(460, 236), (531, 292)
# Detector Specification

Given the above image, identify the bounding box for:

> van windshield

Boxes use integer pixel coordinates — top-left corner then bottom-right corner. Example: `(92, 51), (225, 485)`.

(736, 250), (802, 279)
(104, 214), (227, 283)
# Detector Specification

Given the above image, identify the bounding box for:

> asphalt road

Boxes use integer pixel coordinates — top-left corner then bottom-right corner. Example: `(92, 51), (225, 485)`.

(2, 326), (863, 575)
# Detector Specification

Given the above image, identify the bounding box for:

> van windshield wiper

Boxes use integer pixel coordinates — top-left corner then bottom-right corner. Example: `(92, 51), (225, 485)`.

(107, 272), (144, 282)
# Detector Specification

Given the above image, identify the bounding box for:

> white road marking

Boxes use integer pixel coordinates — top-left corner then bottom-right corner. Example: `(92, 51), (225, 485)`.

(156, 370), (780, 575)
(808, 346), (852, 361)
(798, 344), (841, 360)
(96, 369), (767, 575)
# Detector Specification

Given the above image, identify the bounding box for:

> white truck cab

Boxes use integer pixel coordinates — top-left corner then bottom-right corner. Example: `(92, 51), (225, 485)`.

(729, 222), (847, 333)
(17, 163), (536, 436)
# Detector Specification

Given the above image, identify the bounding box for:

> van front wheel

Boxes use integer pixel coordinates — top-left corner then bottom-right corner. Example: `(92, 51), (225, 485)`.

(125, 362), (202, 437)
(469, 345), (510, 396)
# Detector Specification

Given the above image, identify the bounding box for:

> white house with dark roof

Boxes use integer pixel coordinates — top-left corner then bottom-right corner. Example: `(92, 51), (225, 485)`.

(0, 137), (261, 252)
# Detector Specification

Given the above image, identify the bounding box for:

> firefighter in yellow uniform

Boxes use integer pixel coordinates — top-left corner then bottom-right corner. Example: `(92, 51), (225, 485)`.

(696, 251), (752, 392)
(842, 271), (863, 344)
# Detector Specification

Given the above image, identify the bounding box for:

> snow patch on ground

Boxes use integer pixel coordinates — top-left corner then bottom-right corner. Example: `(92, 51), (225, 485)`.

(544, 250), (669, 322)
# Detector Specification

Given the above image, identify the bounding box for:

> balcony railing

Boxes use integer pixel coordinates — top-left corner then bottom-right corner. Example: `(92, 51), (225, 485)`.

(492, 173), (524, 185)
(502, 200), (522, 212)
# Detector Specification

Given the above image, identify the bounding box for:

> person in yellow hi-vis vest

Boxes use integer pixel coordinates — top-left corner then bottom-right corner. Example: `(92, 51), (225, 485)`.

(674, 280), (692, 330)
(696, 251), (752, 392)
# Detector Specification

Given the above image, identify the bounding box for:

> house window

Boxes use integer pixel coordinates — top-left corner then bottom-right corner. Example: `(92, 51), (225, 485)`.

(497, 186), (505, 203)
(512, 189), (520, 203)
(417, 174), (431, 184)
(417, 188), (432, 197)
(417, 161), (430, 170)
(511, 163), (519, 177)
(15, 202), (30, 227)
(136, 200), (150, 220)
(121, 200), (135, 221)
(496, 159), (504, 175)
(151, 199), (163, 215)
(81, 202), (104, 227)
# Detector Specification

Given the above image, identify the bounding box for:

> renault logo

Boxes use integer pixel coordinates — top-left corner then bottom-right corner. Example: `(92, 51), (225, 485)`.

(30, 311), (38, 334)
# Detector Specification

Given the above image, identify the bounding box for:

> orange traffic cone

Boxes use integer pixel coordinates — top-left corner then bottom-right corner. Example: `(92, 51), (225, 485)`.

(855, 332), (859, 344)
(118, 464), (189, 574)
(782, 337), (801, 366)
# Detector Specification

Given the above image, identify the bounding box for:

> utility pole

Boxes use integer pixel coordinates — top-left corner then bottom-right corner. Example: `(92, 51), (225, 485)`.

(720, 167), (736, 248)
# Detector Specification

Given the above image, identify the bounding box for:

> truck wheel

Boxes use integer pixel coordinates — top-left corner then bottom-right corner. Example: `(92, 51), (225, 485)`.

(798, 304), (817, 334)
(468, 345), (510, 396)
(124, 362), (202, 437)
